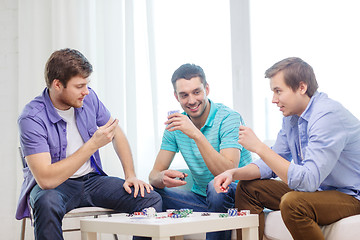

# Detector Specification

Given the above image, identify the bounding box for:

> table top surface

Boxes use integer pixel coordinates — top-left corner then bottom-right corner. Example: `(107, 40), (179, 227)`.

(80, 212), (259, 237)
(81, 212), (257, 225)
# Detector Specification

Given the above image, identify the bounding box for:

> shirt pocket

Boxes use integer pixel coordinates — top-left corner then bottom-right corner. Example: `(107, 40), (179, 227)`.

(49, 147), (61, 163)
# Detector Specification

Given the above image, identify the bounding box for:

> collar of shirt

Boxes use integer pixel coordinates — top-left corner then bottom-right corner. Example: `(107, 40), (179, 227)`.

(42, 88), (85, 124)
(290, 91), (321, 127)
(182, 99), (218, 130)
(203, 99), (218, 129)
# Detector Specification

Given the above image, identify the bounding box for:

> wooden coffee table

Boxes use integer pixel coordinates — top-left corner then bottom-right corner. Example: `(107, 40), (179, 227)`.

(80, 212), (259, 240)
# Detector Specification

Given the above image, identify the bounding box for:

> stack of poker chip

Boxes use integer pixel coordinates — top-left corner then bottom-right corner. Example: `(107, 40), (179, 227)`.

(167, 208), (193, 218)
(219, 213), (229, 218)
(227, 208), (238, 216)
(179, 208), (193, 214)
(238, 210), (250, 216)
(170, 213), (181, 218)
(133, 212), (144, 216)
(142, 207), (157, 217)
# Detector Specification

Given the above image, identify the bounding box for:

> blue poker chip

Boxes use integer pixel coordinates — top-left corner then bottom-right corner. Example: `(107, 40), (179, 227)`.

(227, 208), (238, 216)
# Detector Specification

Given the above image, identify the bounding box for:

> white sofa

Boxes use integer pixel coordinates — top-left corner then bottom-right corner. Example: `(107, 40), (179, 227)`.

(182, 211), (360, 240)
(264, 210), (360, 240)
(176, 170), (360, 240)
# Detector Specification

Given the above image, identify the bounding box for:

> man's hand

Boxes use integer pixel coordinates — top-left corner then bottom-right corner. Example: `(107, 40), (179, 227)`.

(123, 176), (154, 198)
(165, 113), (200, 139)
(213, 169), (233, 193)
(238, 125), (263, 153)
(91, 119), (119, 149)
(161, 169), (188, 188)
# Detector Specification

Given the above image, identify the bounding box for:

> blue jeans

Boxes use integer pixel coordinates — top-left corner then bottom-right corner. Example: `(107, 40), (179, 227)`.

(30, 172), (162, 240)
(155, 179), (237, 240)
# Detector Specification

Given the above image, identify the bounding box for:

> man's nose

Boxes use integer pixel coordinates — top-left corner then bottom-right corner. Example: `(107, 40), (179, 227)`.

(82, 87), (89, 96)
(188, 94), (196, 104)
(272, 93), (278, 104)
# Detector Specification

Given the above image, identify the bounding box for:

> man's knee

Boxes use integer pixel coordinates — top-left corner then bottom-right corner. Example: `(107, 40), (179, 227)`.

(235, 180), (260, 197)
(148, 190), (163, 211)
(280, 191), (304, 211)
(207, 180), (235, 211)
(32, 189), (66, 216)
(280, 191), (308, 222)
(206, 179), (224, 201)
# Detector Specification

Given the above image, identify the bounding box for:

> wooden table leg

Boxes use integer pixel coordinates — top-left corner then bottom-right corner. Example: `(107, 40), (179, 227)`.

(170, 236), (184, 240)
(82, 232), (97, 240)
(242, 226), (258, 240)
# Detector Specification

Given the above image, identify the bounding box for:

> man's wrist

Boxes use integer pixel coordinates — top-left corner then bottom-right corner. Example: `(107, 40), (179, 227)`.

(191, 129), (204, 141)
(256, 143), (270, 158)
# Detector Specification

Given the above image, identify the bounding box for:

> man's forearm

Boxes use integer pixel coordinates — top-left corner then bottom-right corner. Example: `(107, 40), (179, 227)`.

(192, 132), (238, 176)
(149, 170), (165, 189)
(29, 139), (99, 190)
(255, 143), (290, 183)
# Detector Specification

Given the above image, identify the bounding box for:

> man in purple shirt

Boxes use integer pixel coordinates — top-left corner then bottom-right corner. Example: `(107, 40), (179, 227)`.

(16, 48), (162, 240)
(214, 57), (360, 240)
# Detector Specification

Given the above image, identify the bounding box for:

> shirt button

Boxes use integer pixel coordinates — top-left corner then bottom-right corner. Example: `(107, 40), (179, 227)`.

(62, 148), (65, 151)
(63, 129), (66, 132)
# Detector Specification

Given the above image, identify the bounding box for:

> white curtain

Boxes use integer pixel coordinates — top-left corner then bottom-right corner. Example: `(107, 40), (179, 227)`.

(18, 0), (159, 180)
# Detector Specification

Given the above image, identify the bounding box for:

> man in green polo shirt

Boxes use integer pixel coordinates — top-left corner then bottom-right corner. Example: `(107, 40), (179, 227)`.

(149, 63), (252, 240)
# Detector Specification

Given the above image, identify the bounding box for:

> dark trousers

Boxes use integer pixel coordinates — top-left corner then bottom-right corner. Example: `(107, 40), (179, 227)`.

(155, 179), (238, 240)
(235, 179), (360, 240)
(30, 172), (162, 240)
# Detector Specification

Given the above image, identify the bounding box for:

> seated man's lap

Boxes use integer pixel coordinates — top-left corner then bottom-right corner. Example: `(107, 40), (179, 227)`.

(83, 174), (162, 212)
(155, 187), (208, 212)
(206, 179), (237, 212)
(31, 173), (162, 215)
(155, 180), (237, 212)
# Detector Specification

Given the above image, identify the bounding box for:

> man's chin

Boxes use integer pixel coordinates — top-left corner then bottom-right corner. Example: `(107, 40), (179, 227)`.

(73, 102), (84, 108)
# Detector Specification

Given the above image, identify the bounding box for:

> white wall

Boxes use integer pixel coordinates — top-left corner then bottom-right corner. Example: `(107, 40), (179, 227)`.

(0, 0), (22, 239)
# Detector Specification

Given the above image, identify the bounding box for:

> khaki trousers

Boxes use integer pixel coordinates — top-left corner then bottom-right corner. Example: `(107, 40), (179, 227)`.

(235, 179), (360, 240)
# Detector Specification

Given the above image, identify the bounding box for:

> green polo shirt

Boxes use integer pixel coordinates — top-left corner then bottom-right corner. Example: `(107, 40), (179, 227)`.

(161, 99), (252, 196)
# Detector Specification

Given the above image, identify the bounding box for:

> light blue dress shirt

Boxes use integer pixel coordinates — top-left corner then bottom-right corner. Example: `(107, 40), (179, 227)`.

(254, 92), (360, 200)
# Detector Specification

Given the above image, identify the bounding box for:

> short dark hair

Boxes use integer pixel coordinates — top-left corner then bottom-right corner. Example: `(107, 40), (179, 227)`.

(265, 57), (318, 97)
(45, 48), (93, 88)
(171, 63), (207, 91)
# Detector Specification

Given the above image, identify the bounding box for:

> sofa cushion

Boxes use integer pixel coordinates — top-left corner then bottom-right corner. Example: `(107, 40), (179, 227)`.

(264, 210), (360, 240)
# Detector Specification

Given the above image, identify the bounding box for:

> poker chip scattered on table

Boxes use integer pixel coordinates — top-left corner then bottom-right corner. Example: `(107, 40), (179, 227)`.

(238, 210), (250, 216)
(227, 208), (238, 216)
(142, 207), (157, 217)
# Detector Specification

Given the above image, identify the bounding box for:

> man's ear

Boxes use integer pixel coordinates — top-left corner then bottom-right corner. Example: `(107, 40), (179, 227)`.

(174, 91), (179, 102)
(205, 83), (210, 96)
(299, 81), (308, 95)
(52, 79), (63, 90)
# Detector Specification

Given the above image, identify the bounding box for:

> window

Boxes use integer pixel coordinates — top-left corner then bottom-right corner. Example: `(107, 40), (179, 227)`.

(250, 0), (360, 143)
(151, 0), (232, 169)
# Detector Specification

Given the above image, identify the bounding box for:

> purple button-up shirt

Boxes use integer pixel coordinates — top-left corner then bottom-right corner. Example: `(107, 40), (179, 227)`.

(16, 87), (111, 220)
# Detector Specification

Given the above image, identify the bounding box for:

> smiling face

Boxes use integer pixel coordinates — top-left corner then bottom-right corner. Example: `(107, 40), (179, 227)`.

(174, 76), (210, 123)
(50, 75), (90, 110)
(270, 71), (310, 117)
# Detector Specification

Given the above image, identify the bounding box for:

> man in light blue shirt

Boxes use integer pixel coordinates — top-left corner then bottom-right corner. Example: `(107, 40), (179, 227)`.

(214, 57), (360, 240)
(149, 63), (252, 240)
